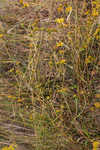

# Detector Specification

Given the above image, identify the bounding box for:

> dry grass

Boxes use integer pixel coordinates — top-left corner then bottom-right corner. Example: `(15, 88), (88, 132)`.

(0, 0), (100, 150)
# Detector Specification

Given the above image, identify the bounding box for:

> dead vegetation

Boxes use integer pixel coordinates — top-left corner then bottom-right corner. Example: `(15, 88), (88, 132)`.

(0, 0), (100, 150)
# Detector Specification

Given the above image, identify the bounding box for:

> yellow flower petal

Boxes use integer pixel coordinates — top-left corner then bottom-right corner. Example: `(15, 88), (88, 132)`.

(59, 59), (66, 64)
(94, 102), (100, 108)
(56, 42), (64, 47)
(57, 5), (63, 13)
(95, 94), (100, 98)
(19, 0), (23, 4)
(85, 56), (94, 64)
(66, 6), (72, 13)
(55, 18), (64, 24)
(90, 107), (95, 111)
(0, 34), (3, 38)
(2, 147), (8, 150)
(93, 141), (100, 149)
(23, 2), (29, 7)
